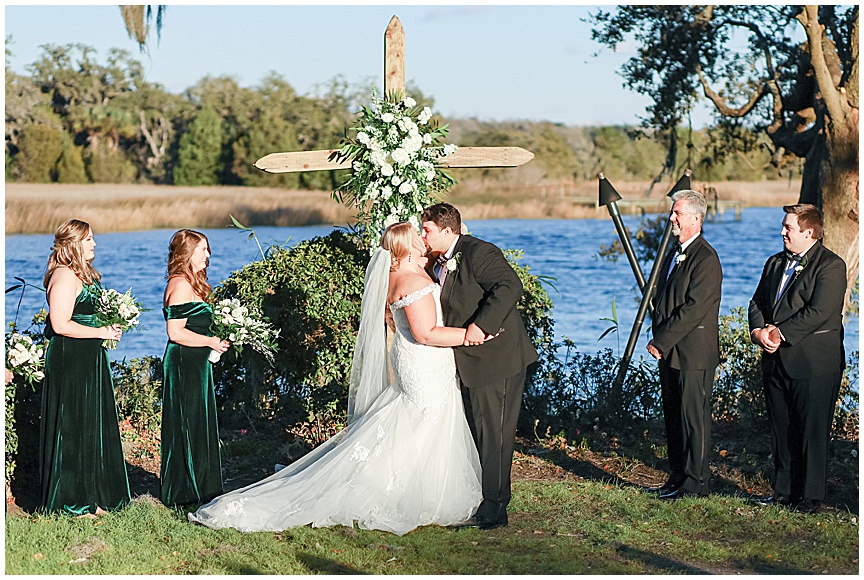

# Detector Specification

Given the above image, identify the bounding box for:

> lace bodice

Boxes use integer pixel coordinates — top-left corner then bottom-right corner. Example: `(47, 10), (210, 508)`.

(388, 283), (456, 413)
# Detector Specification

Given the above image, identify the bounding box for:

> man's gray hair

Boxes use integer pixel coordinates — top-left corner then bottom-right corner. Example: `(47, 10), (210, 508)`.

(670, 189), (707, 220)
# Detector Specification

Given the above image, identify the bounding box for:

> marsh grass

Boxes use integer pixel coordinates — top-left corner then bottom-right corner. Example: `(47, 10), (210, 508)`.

(6, 476), (857, 575)
(5, 179), (801, 234)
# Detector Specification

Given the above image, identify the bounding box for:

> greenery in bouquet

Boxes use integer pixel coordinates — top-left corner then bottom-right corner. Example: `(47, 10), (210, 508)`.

(334, 89), (458, 249)
(210, 298), (279, 365)
(5, 331), (46, 384)
(95, 287), (145, 349)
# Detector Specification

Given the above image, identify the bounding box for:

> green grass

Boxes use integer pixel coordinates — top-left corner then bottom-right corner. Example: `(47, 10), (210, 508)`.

(6, 480), (858, 575)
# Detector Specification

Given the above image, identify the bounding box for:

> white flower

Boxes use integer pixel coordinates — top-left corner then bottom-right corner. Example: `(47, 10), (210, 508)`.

(381, 186), (393, 200)
(403, 96), (416, 108)
(357, 131), (370, 145)
(408, 215), (419, 229)
(423, 133), (433, 144)
(380, 112), (395, 123)
(390, 205), (400, 215)
(398, 181), (414, 194)
(402, 134), (423, 153)
(383, 214), (399, 228)
(380, 163), (394, 177)
(390, 175), (402, 186)
(391, 148), (409, 165)
(676, 253), (687, 265)
(443, 143), (458, 156)
(353, 160), (363, 172)
(446, 258), (458, 272)
(418, 107), (432, 124)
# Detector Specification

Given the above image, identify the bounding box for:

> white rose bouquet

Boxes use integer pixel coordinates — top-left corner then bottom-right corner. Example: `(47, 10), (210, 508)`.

(5, 332), (46, 384)
(209, 298), (279, 365)
(334, 89), (458, 249)
(95, 288), (144, 349)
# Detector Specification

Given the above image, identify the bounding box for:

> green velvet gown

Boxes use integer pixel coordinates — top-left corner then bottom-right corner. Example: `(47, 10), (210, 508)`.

(159, 301), (223, 506)
(40, 280), (131, 515)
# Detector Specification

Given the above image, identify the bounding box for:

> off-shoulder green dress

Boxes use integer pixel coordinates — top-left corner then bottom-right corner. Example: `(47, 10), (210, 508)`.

(40, 280), (131, 514)
(159, 301), (223, 506)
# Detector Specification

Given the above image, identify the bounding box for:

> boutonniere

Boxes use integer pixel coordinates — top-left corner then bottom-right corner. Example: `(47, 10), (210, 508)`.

(675, 253), (687, 265)
(794, 257), (808, 274)
(446, 252), (462, 272)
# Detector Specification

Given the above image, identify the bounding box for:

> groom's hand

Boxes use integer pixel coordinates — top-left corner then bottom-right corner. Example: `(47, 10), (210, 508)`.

(464, 323), (486, 346)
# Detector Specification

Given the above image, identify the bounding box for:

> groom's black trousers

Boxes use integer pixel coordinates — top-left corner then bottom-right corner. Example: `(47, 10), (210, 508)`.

(461, 368), (526, 523)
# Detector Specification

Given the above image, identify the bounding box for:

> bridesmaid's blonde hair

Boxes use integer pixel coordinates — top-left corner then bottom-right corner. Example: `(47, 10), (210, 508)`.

(43, 219), (101, 287)
(381, 222), (414, 270)
(166, 229), (212, 301)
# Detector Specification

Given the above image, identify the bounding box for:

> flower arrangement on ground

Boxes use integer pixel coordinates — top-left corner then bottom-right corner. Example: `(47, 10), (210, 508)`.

(95, 288), (144, 349)
(5, 331), (46, 384)
(334, 89), (458, 249)
(209, 298), (279, 365)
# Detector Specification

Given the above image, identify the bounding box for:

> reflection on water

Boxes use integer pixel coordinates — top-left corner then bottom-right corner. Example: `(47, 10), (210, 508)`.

(5, 208), (859, 365)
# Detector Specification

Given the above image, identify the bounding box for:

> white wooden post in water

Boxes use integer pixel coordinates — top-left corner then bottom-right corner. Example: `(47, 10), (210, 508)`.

(254, 16), (534, 175)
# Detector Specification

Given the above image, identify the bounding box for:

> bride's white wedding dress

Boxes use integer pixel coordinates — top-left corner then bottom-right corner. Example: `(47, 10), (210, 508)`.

(188, 283), (482, 536)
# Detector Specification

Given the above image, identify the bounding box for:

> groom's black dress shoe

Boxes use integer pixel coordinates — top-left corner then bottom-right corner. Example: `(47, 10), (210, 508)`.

(750, 494), (795, 507)
(478, 516), (508, 531)
(792, 499), (822, 514)
(658, 488), (706, 501)
(648, 479), (684, 495)
(450, 517), (480, 530)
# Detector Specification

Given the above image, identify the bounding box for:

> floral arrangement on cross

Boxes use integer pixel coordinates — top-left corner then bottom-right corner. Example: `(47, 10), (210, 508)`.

(334, 89), (458, 249)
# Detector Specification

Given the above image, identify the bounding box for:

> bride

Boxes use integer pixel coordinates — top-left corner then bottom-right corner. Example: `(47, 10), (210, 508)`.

(189, 222), (484, 535)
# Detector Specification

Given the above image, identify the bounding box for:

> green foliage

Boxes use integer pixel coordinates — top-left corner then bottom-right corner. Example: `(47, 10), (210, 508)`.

(85, 141), (138, 183)
(55, 136), (89, 183)
(714, 307), (765, 423)
(15, 122), (64, 182)
(174, 105), (223, 185)
(231, 109), (300, 189)
(212, 230), (368, 437)
(111, 356), (163, 432)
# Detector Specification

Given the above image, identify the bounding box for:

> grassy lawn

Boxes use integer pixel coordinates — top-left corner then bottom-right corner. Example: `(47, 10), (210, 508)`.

(6, 475), (858, 575)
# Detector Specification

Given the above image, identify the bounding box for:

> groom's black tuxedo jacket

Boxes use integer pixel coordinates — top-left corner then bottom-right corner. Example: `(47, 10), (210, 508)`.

(429, 235), (538, 388)
(652, 234), (723, 371)
(748, 240), (846, 379)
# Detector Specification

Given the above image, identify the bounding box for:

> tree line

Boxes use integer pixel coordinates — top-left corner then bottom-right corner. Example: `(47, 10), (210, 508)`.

(5, 42), (792, 190)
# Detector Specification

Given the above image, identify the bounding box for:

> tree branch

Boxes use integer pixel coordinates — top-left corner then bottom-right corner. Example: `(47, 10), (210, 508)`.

(797, 6), (846, 123)
(696, 65), (769, 117)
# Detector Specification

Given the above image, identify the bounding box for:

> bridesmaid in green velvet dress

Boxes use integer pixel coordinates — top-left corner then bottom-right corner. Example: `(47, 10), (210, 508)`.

(40, 219), (131, 514)
(159, 230), (230, 506)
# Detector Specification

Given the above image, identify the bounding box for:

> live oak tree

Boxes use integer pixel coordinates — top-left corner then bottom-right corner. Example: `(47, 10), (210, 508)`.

(591, 5), (859, 305)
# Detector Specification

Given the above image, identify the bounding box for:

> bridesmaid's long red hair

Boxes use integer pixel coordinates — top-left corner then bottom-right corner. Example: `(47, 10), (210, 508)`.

(166, 229), (212, 301)
(43, 219), (101, 287)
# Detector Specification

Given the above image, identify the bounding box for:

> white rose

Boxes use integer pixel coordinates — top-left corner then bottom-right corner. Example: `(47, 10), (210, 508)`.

(380, 163), (394, 177)
(357, 131), (370, 145)
(399, 181), (413, 194)
(381, 112), (395, 123)
(423, 133), (432, 144)
(443, 143), (458, 156)
(408, 215), (419, 229)
(383, 214), (399, 228)
(33, 371), (44, 381)
(382, 186), (393, 200)
(418, 107), (432, 124)
(402, 135), (423, 153)
(391, 148), (409, 165)
(390, 175), (402, 186)
(403, 96), (416, 108)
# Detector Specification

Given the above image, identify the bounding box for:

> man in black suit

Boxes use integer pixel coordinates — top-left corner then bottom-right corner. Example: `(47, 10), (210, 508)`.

(420, 203), (538, 530)
(647, 189), (722, 500)
(748, 204), (846, 514)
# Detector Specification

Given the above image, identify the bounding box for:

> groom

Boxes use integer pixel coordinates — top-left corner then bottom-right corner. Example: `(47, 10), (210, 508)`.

(421, 203), (538, 530)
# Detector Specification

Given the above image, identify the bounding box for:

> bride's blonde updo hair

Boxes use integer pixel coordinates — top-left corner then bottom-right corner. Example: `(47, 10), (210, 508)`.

(166, 229), (213, 301)
(43, 219), (100, 287)
(380, 222), (415, 271)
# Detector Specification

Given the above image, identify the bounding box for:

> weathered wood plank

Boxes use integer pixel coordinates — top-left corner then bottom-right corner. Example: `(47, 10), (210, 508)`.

(254, 147), (535, 174)
(384, 16), (405, 96)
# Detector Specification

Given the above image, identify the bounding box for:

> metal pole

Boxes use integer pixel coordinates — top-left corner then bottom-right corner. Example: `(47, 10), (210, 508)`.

(598, 173), (647, 292)
(611, 170), (692, 402)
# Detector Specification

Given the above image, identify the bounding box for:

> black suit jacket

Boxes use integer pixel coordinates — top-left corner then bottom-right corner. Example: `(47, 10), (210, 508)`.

(651, 234), (723, 371)
(748, 240), (846, 379)
(431, 235), (538, 388)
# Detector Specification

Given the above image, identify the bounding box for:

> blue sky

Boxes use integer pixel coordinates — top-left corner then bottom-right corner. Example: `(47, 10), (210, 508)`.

(5, 4), (715, 127)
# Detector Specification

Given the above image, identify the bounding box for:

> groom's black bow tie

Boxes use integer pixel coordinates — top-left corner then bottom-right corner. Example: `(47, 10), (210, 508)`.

(784, 251), (802, 262)
(436, 255), (449, 267)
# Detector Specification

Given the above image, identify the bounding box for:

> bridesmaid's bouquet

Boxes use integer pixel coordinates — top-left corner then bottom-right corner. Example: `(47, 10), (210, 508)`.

(95, 288), (145, 349)
(209, 298), (279, 365)
(5, 332), (46, 383)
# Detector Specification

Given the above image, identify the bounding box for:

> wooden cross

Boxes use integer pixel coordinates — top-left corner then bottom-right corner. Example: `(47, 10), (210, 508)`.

(254, 16), (534, 174)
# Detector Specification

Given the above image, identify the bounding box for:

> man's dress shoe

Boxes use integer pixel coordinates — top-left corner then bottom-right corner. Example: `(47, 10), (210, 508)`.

(750, 494), (795, 507)
(793, 499), (822, 514)
(648, 480), (684, 495)
(658, 487), (706, 501)
(478, 516), (508, 530)
(450, 516), (480, 530)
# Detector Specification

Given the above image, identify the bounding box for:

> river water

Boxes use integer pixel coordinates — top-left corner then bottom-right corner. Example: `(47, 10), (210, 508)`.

(5, 207), (859, 363)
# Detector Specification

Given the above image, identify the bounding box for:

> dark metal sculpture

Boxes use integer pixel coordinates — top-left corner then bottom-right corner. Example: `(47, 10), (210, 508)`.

(598, 173), (647, 292)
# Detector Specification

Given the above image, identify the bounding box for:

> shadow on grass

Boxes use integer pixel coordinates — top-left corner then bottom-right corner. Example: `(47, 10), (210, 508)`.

(127, 462), (160, 499)
(296, 553), (368, 574)
(615, 543), (710, 574)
